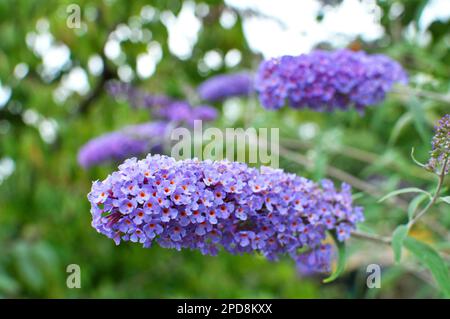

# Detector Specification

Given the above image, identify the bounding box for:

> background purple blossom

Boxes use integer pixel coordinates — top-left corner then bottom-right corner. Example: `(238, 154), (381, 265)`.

(89, 154), (364, 274)
(197, 72), (254, 102)
(77, 122), (168, 168)
(255, 49), (408, 111)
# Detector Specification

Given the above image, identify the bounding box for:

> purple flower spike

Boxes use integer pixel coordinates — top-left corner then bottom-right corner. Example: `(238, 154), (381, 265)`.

(88, 154), (364, 274)
(426, 114), (450, 175)
(255, 49), (407, 111)
(77, 122), (168, 168)
(198, 72), (254, 102)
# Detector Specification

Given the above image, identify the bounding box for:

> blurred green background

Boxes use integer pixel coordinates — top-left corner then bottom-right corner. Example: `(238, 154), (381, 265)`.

(0, 0), (449, 298)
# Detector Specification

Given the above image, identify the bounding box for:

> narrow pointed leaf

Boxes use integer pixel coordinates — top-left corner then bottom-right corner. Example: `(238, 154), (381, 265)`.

(392, 225), (408, 263)
(404, 237), (450, 297)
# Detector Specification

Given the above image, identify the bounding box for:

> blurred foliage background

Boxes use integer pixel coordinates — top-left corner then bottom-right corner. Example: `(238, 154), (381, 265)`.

(0, 0), (449, 298)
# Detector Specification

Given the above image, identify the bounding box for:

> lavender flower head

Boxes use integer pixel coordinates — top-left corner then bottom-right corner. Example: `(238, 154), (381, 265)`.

(78, 122), (168, 168)
(255, 49), (407, 111)
(426, 114), (450, 175)
(88, 154), (364, 273)
(198, 72), (254, 102)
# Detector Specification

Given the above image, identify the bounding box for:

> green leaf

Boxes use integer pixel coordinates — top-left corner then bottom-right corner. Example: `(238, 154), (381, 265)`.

(408, 193), (429, 221)
(0, 271), (19, 296)
(389, 112), (412, 145)
(392, 225), (409, 263)
(378, 187), (431, 203)
(323, 233), (346, 283)
(12, 242), (44, 293)
(439, 196), (450, 204)
(408, 97), (430, 143)
(404, 237), (450, 297)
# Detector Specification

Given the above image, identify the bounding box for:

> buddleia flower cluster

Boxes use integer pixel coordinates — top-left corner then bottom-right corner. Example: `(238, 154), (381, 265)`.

(197, 72), (254, 102)
(255, 49), (407, 111)
(426, 114), (450, 175)
(88, 154), (364, 273)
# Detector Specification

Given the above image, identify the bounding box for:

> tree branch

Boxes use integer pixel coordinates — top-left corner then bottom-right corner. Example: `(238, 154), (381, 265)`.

(75, 63), (115, 115)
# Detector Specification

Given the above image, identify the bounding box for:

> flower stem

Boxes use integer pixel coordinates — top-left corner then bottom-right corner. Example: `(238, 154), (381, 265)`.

(407, 158), (448, 230)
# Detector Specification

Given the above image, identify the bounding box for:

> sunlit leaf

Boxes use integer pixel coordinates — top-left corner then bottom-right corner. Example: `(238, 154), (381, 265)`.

(389, 112), (412, 145)
(404, 237), (450, 297)
(439, 196), (450, 205)
(392, 225), (408, 263)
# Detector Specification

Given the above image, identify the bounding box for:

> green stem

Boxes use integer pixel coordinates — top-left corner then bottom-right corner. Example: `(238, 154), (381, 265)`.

(407, 158), (448, 230)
